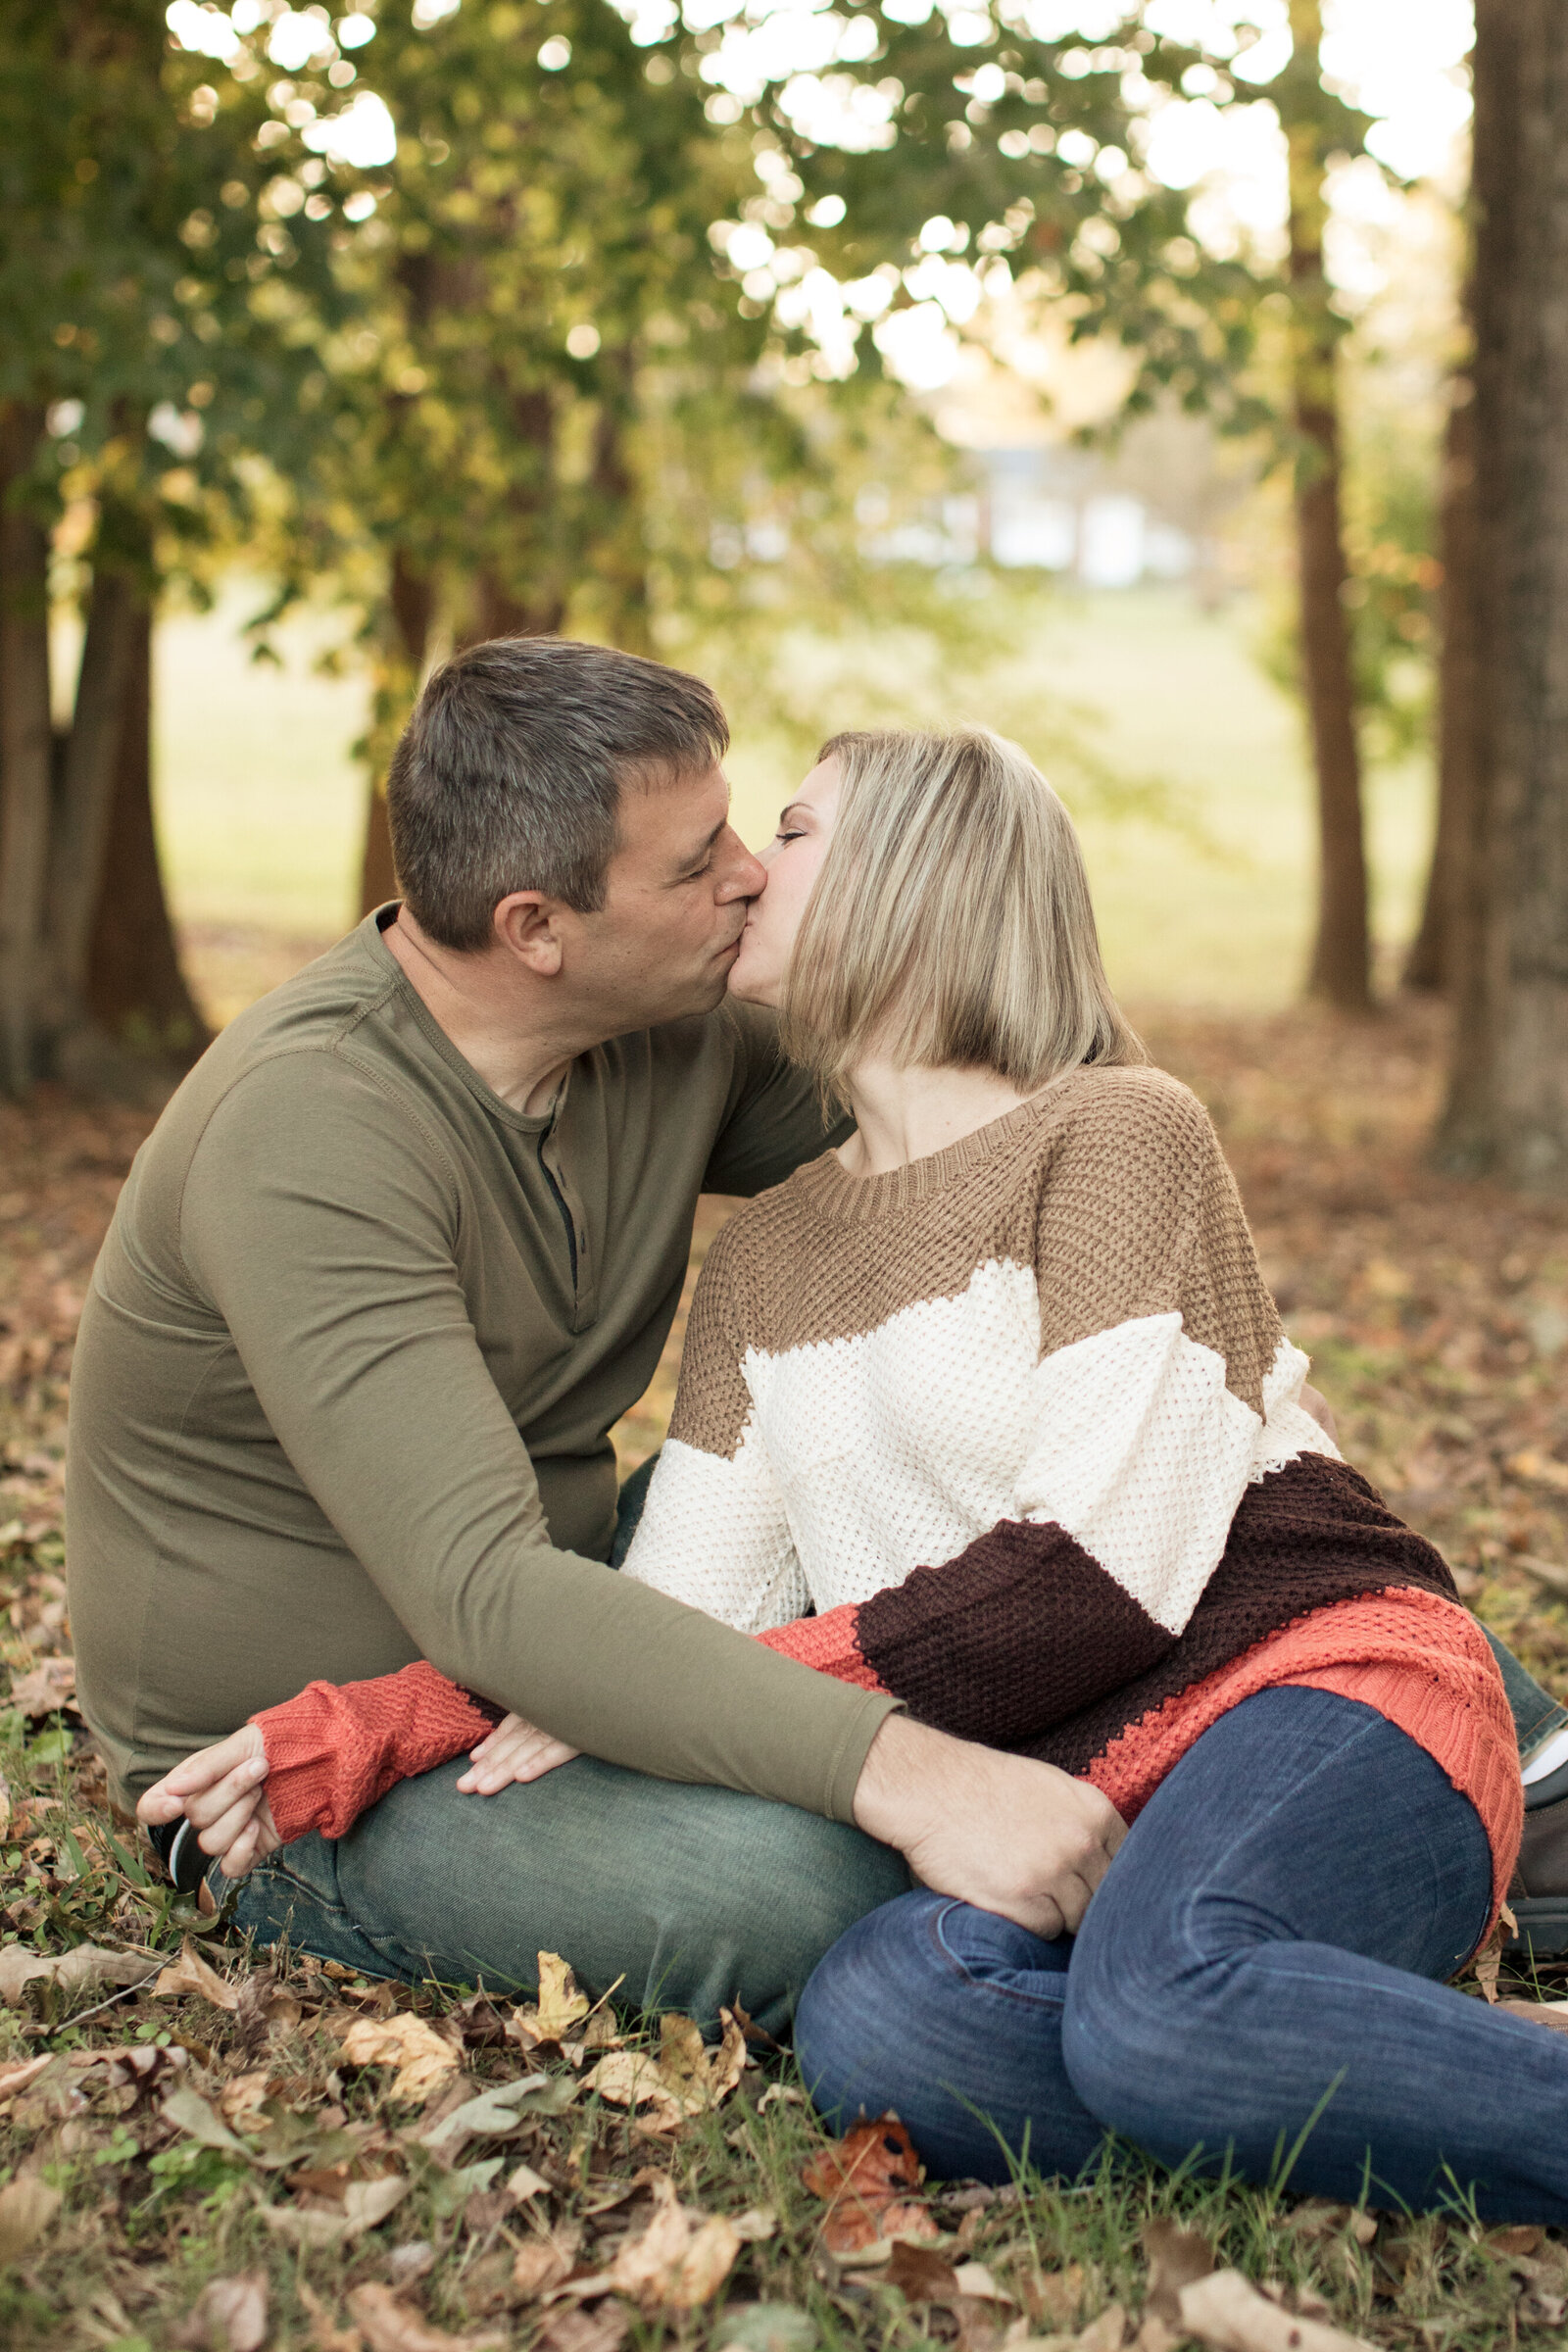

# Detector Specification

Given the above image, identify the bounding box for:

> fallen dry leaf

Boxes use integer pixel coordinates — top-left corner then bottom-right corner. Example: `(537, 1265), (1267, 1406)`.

(1024, 2268), (1088, 2329)
(1141, 2219), (1216, 2322)
(1473, 1902), (1518, 2005)
(1178, 2270), (1375, 2352)
(0, 1774), (11, 1838)
(512, 2227), (584, 2299)
(0, 2174), (61, 2264)
(297, 2282), (364, 2352)
(505, 2162), (550, 2204)
(800, 2113), (935, 2253)
(0, 2055), (53, 2103)
(174, 2272), (270, 2352)
(1497, 1996), (1568, 2034)
(0, 1941), (158, 2006)
(1487, 2225), (1544, 2258)
(155, 1935), (241, 2011)
(585, 2007), (746, 2132)
(884, 2242), (962, 2303)
(534, 2307), (629, 2352)
(1506, 1449), (1568, 1492)
(1075, 2310), (1129, 2352)
(346, 2284), (506, 2352)
(219, 2073), (274, 2131)
(594, 2177), (743, 2311)
(510, 1951), (591, 2047)
(338, 2013), (460, 2104)
(419, 2074), (555, 2154)
(7, 1655), (75, 1716)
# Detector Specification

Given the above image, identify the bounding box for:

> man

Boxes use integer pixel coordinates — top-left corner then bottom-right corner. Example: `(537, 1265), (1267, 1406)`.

(67, 636), (1123, 2032)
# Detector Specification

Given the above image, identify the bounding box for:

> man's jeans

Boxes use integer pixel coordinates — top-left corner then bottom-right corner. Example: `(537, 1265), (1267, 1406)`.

(797, 1688), (1568, 2223)
(212, 1458), (908, 2033)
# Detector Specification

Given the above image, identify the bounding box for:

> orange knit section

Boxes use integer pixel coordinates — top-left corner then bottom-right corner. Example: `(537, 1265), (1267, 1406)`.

(1085, 1589), (1522, 1926)
(757, 1603), (887, 1690)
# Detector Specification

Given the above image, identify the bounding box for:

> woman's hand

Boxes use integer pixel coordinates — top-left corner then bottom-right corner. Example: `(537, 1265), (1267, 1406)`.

(456, 1712), (579, 1793)
(136, 1724), (280, 1881)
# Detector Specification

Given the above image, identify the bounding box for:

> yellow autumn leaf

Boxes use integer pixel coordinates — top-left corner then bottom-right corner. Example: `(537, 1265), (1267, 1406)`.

(585, 2008), (746, 2132)
(511, 1951), (593, 2046)
(338, 2013), (459, 2104)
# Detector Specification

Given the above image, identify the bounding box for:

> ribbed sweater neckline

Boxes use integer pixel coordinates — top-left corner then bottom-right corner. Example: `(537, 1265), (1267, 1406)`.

(794, 1064), (1094, 1225)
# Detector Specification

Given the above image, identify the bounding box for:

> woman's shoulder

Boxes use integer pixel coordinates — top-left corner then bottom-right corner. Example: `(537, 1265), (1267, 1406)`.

(1028, 1060), (1220, 1172)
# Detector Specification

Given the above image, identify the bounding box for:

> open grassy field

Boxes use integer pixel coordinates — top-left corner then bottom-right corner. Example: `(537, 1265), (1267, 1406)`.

(149, 585), (1434, 1030)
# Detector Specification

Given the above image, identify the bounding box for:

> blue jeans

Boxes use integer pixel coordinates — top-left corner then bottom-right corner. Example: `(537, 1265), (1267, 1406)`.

(797, 1688), (1568, 2222)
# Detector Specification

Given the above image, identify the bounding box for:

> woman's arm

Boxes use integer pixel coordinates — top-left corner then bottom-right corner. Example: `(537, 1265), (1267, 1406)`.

(136, 1662), (578, 1873)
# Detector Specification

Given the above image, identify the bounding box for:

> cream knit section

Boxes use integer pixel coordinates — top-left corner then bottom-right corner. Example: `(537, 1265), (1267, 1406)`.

(621, 1241), (1338, 1635)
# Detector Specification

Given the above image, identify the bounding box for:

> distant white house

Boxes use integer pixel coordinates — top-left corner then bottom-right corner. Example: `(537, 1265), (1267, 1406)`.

(977, 447), (1197, 586)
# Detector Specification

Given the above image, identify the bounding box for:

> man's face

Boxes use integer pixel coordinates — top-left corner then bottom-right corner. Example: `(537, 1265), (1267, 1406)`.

(564, 760), (767, 1035)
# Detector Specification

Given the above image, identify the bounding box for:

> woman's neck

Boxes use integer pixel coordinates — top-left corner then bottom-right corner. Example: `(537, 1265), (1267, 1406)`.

(837, 1056), (1033, 1178)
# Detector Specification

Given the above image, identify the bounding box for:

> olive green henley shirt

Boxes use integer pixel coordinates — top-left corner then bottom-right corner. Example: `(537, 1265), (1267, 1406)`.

(67, 911), (898, 1813)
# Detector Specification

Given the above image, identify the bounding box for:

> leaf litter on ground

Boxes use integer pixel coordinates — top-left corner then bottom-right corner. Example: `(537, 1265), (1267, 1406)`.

(8, 1007), (1568, 2351)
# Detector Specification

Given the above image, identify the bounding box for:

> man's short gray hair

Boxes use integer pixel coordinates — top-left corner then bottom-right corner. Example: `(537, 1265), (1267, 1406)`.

(386, 636), (730, 951)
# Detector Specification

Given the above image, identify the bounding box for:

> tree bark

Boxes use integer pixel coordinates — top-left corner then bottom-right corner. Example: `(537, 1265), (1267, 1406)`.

(0, 403), (54, 1095)
(85, 604), (210, 1056)
(358, 546), (434, 919)
(1438, 1), (1568, 1186)
(1405, 386), (1478, 992)
(47, 545), (141, 1020)
(1286, 0), (1372, 1013)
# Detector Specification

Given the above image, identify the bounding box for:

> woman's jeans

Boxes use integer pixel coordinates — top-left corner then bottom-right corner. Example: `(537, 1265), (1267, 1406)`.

(797, 1688), (1568, 2223)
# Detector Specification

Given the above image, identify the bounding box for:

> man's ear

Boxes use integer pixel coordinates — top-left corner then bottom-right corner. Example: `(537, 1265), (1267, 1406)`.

(494, 891), (567, 978)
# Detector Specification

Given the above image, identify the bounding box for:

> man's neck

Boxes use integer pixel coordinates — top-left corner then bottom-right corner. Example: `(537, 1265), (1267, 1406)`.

(381, 908), (583, 1115)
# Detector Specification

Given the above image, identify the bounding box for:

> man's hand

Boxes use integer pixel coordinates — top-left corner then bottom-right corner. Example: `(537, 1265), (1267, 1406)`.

(136, 1725), (280, 1882)
(1301, 1383), (1338, 1445)
(457, 1712), (579, 1793)
(851, 1713), (1125, 1940)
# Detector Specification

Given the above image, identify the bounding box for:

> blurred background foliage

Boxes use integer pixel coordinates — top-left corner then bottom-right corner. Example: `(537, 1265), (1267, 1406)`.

(0, 0), (1479, 1080)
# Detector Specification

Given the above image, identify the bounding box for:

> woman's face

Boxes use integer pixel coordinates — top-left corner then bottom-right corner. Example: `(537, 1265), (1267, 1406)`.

(727, 758), (841, 1008)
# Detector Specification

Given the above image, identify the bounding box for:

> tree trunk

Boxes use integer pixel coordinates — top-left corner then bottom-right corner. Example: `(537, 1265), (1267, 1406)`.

(1286, 0), (1372, 1013)
(1405, 384), (1479, 992)
(588, 356), (652, 657)
(85, 604), (210, 1056)
(358, 546), (434, 919)
(46, 539), (142, 1021)
(1438, 2), (1568, 1187)
(0, 403), (54, 1095)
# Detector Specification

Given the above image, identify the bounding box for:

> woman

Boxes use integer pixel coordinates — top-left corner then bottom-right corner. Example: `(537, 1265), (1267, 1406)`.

(145, 729), (1566, 2219)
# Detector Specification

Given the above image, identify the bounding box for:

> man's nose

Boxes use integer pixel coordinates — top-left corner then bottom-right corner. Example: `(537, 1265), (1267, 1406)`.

(715, 829), (767, 901)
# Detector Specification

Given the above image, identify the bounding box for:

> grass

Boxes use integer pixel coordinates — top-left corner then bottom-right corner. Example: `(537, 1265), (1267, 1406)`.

(5, 996), (1568, 2347)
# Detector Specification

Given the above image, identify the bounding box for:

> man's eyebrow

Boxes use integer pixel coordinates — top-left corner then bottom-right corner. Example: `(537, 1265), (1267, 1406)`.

(672, 814), (728, 870)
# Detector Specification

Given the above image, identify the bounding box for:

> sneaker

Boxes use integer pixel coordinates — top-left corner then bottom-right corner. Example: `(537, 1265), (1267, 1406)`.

(1507, 1755), (1568, 1957)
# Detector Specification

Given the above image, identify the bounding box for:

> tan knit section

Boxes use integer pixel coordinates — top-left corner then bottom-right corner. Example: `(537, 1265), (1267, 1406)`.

(666, 1064), (1283, 1460)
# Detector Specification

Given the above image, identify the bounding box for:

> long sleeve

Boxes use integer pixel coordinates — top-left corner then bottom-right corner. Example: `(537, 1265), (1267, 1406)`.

(176, 1055), (895, 1822)
(253, 1662), (503, 1842)
(619, 1221), (809, 1630)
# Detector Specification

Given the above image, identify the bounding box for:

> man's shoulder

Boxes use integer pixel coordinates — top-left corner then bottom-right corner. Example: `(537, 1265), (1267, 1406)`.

(132, 926), (440, 1195)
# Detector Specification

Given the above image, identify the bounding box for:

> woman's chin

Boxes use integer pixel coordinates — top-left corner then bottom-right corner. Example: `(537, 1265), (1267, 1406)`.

(726, 948), (779, 1007)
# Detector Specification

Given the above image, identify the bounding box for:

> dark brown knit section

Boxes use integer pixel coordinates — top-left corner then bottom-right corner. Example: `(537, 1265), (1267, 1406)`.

(1020, 1451), (1458, 1776)
(855, 1519), (1175, 1744)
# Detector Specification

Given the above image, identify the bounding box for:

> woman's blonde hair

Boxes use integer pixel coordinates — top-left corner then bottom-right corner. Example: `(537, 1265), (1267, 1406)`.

(779, 726), (1144, 1099)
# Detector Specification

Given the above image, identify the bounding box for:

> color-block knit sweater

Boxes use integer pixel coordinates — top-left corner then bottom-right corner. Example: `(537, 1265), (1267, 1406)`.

(250, 1065), (1520, 1908)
